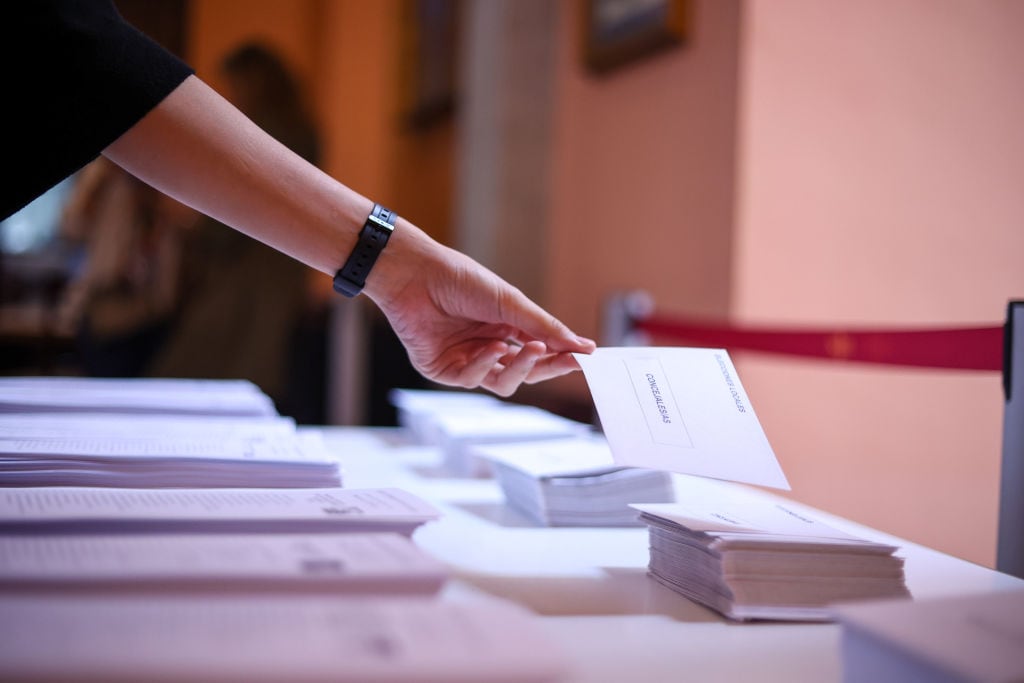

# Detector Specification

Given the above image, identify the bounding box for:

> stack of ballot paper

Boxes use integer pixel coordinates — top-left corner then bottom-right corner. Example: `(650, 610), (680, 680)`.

(427, 404), (591, 477)
(0, 431), (342, 488)
(389, 388), (502, 445)
(0, 376), (278, 416)
(0, 412), (297, 439)
(835, 590), (1024, 683)
(0, 487), (440, 536)
(633, 491), (910, 621)
(0, 532), (448, 596)
(389, 388), (591, 476)
(470, 436), (674, 526)
(0, 594), (568, 683)
(0, 377), (336, 487)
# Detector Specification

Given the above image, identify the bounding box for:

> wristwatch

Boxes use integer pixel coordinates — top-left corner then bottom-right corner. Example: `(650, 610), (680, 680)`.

(332, 203), (397, 297)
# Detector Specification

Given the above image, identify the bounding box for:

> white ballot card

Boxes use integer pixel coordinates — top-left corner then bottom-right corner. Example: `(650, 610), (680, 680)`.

(574, 347), (789, 489)
(631, 498), (870, 545)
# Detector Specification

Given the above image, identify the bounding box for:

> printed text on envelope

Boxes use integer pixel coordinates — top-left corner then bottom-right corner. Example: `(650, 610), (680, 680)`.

(624, 358), (693, 448)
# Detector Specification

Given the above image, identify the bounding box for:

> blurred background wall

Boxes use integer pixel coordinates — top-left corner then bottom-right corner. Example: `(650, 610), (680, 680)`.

(541, 0), (1023, 568)
(731, 0), (1024, 576)
(2, 0), (1021, 568)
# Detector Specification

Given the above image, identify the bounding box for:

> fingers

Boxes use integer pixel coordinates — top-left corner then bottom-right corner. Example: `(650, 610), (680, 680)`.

(431, 339), (585, 396)
(498, 289), (596, 356)
(522, 351), (583, 384)
(477, 343), (585, 397)
(452, 340), (510, 390)
(482, 341), (546, 397)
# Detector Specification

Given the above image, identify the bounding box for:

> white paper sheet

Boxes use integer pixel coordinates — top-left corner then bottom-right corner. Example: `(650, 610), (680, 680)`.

(0, 413), (296, 439)
(574, 347), (789, 489)
(470, 436), (623, 478)
(0, 377), (276, 416)
(0, 487), (440, 535)
(470, 436), (673, 526)
(0, 595), (567, 682)
(0, 376), (262, 392)
(429, 405), (590, 477)
(0, 532), (448, 595)
(429, 404), (588, 441)
(0, 431), (340, 488)
(0, 432), (329, 462)
(632, 497), (868, 544)
(388, 388), (503, 445)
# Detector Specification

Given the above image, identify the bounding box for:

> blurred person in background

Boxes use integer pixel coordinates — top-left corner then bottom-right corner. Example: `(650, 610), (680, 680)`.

(146, 44), (323, 416)
(58, 44), (321, 415)
(58, 157), (190, 377)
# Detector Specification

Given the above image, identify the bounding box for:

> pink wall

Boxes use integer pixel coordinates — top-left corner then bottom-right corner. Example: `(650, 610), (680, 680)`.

(733, 0), (1024, 565)
(546, 0), (1023, 565)
(547, 0), (742, 335)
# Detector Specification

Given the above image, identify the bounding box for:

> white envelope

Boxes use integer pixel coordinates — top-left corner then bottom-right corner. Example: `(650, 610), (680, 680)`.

(574, 347), (789, 489)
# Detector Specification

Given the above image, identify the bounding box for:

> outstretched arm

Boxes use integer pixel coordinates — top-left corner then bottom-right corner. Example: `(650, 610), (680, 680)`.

(103, 75), (595, 396)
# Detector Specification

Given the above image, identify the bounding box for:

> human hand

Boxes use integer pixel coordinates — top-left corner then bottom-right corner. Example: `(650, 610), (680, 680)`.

(365, 223), (596, 397)
(99, 75), (591, 396)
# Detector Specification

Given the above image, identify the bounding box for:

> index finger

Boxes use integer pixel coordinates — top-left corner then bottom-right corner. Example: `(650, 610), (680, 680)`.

(502, 290), (596, 355)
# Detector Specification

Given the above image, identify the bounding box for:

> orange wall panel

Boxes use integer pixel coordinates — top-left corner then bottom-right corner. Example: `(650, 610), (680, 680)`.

(187, 0), (319, 96)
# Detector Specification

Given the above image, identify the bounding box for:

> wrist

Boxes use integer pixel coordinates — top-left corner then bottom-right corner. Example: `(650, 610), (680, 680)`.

(332, 203), (397, 297)
(362, 218), (436, 309)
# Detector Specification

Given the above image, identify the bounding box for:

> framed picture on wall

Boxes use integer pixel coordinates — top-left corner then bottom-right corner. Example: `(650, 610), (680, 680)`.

(583, 0), (689, 74)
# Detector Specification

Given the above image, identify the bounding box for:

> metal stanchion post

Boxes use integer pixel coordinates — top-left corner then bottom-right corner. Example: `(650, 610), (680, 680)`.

(997, 300), (1024, 578)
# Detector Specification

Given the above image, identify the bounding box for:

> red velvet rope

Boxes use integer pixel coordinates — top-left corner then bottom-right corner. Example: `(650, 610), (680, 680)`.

(633, 317), (1004, 371)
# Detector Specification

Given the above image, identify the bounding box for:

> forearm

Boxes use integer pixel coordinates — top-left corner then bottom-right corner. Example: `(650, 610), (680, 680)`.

(103, 75), (371, 278)
(102, 74), (594, 394)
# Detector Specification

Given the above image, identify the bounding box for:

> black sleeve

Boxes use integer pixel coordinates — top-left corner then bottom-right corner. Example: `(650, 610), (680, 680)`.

(1, 0), (194, 220)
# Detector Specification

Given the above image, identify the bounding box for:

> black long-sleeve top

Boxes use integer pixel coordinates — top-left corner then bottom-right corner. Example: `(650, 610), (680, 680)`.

(1, 0), (194, 220)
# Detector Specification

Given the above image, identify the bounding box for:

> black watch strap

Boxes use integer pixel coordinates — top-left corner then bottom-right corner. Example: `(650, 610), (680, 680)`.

(332, 204), (397, 297)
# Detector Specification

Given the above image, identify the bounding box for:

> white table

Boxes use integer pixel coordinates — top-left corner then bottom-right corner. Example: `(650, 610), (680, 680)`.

(316, 427), (1024, 683)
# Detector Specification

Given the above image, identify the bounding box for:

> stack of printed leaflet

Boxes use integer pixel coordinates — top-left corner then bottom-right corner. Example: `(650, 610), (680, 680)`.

(0, 376), (278, 417)
(429, 405), (590, 478)
(0, 379), (574, 682)
(469, 435), (674, 526)
(632, 484), (910, 622)
(0, 595), (568, 683)
(390, 388), (591, 476)
(0, 431), (341, 488)
(389, 388), (502, 445)
(0, 532), (449, 596)
(0, 486), (439, 537)
(0, 412), (297, 440)
(0, 377), (342, 488)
